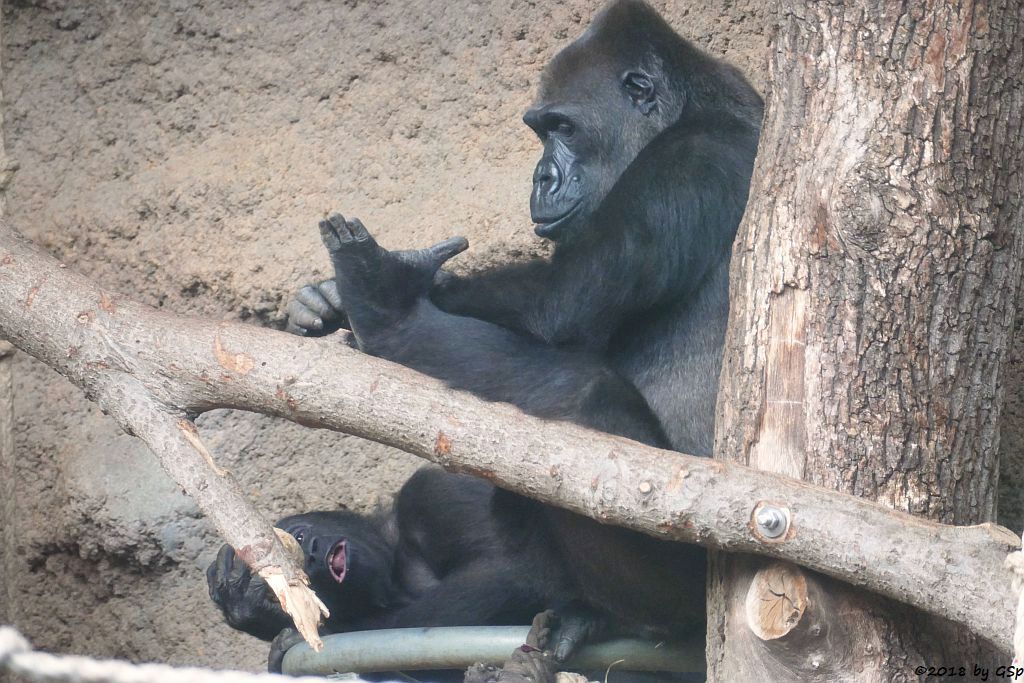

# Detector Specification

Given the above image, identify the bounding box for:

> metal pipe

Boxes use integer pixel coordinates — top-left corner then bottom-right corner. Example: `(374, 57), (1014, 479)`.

(281, 626), (705, 676)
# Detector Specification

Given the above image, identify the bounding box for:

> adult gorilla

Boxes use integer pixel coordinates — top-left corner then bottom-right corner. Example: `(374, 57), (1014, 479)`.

(287, 0), (762, 656)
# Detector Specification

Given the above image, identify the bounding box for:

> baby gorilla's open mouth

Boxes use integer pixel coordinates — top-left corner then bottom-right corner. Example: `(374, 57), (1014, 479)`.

(327, 540), (347, 583)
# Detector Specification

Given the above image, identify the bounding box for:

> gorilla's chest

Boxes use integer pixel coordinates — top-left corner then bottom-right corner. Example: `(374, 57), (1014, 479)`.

(610, 261), (730, 456)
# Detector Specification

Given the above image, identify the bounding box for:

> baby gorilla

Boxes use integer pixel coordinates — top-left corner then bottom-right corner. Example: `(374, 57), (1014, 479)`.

(208, 467), (564, 672)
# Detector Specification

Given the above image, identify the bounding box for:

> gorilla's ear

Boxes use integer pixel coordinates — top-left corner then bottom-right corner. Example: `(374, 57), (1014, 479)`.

(622, 71), (657, 115)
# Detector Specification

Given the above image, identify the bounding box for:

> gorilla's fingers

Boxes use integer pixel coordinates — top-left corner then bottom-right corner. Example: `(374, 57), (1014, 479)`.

(319, 218), (344, 251)
(427, 236), (469, 269)
(326, 213), (348, 233)
(345, 217), (376, 244)
(549, 608), (601, 662)
(284, 320), (312, 336)
(553, 630), (581, 663)
(268, 628), (305, 674)
(316, 278), (345, 312)
(295, 285), (337, 321)
(215, 544), (236, 580)
(287, 297), (324, 333)
(206, 556), (223, 603)
(224, 546), (251, 583)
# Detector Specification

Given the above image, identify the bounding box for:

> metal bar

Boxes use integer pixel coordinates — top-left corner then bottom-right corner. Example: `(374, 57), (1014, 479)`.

(282, 626), (705, 676)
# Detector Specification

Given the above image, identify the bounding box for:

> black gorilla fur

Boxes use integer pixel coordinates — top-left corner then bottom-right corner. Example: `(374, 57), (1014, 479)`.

(282, 0), (762, 660)
(208, 468), (573, 671)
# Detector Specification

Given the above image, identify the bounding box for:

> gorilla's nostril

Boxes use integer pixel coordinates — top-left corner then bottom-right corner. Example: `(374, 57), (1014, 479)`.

(310, 538), (319, 553)
(534, 161), (562, 194)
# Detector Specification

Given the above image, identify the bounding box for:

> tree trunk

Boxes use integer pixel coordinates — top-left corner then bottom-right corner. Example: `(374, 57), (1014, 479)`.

(709, 1), (1024, 680)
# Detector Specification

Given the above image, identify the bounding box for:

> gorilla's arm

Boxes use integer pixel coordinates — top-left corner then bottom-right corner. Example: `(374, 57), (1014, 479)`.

(319, 214), (671, 447)
(432, 116), (757, 349)
(384, 307), (669, 444)
(361, 561), (547, 630)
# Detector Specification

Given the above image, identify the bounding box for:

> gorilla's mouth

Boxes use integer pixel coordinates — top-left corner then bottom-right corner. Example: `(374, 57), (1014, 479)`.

(327, 540), (347, 583)
(534, 201), (581, 239)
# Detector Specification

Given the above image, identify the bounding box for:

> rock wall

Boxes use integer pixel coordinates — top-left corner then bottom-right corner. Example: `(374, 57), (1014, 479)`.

(0, 0), (1019, 674)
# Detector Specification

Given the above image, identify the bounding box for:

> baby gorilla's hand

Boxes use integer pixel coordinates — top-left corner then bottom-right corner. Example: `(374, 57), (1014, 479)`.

(318, 213), (467, 342)
(206, 544), (291, 642)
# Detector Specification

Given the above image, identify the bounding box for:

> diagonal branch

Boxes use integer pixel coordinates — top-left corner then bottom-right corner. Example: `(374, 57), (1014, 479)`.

(0, 220), (1016, 653)
(105, 377), (329, 647)
(0, 226), (329, 649)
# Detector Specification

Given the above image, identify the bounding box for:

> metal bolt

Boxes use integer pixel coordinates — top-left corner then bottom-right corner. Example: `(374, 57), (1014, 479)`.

(755, 505), (788, 539)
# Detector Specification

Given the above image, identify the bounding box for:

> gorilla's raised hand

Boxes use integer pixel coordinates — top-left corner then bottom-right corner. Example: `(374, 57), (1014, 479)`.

(285, 215), (467, 338)
(317, 213), (468, 347)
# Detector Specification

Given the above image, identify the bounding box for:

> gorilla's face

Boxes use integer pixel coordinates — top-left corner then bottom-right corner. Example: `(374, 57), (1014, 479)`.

(523, 31), (676, 243)
(278, 511), (352, 593)
(276, 510), (393, 617)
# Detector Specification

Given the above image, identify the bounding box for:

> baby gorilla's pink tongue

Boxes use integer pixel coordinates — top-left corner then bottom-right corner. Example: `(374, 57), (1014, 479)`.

(328, 541), (347, 583)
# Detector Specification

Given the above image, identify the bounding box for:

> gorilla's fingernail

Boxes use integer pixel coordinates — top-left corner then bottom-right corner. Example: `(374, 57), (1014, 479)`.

(312, 318), (323, 329)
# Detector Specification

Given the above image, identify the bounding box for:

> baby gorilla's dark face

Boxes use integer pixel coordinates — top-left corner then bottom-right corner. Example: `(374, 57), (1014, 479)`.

(273, 509), (396, 622)
(279, 516), (348, 587)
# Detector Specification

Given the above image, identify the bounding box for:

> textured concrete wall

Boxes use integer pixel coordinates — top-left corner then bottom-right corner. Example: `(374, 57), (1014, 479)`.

(1, 0), (1019, 674)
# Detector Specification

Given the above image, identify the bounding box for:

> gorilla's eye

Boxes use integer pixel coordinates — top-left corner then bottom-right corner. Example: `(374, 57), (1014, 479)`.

(622, 71), (657, 112)
(288, 525), (310, 545)
(543, 114), (574, 137)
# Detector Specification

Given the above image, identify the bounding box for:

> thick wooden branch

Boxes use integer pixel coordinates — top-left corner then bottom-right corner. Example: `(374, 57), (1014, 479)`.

(0, 221), (1017, 652)
(0, 228), (329, 649)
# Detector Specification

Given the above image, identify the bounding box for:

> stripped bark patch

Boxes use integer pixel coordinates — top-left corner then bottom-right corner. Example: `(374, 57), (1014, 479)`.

(666, 464), (690, 493)
(275, 387), (299, 411)
(177, 419), (229, 477)
(434, 431), (453, 456)
(235, 537), (274, 570)
(214, 335), (255, 375)
(461, 465), (498, 483)
(99, 291), (117, 314)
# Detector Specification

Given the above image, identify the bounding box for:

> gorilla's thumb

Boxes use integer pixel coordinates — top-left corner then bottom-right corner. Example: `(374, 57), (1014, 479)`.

(427, 236), (469, 269)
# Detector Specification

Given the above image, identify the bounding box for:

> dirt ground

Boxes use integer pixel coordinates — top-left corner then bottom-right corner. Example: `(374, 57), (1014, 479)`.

(0, 0), (1020, 674)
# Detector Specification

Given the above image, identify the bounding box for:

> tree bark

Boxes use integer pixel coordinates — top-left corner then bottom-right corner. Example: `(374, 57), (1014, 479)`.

(0, 342), (13, 629)
(0, 218), (1019, 652)
(710, 0), (1024, 680)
